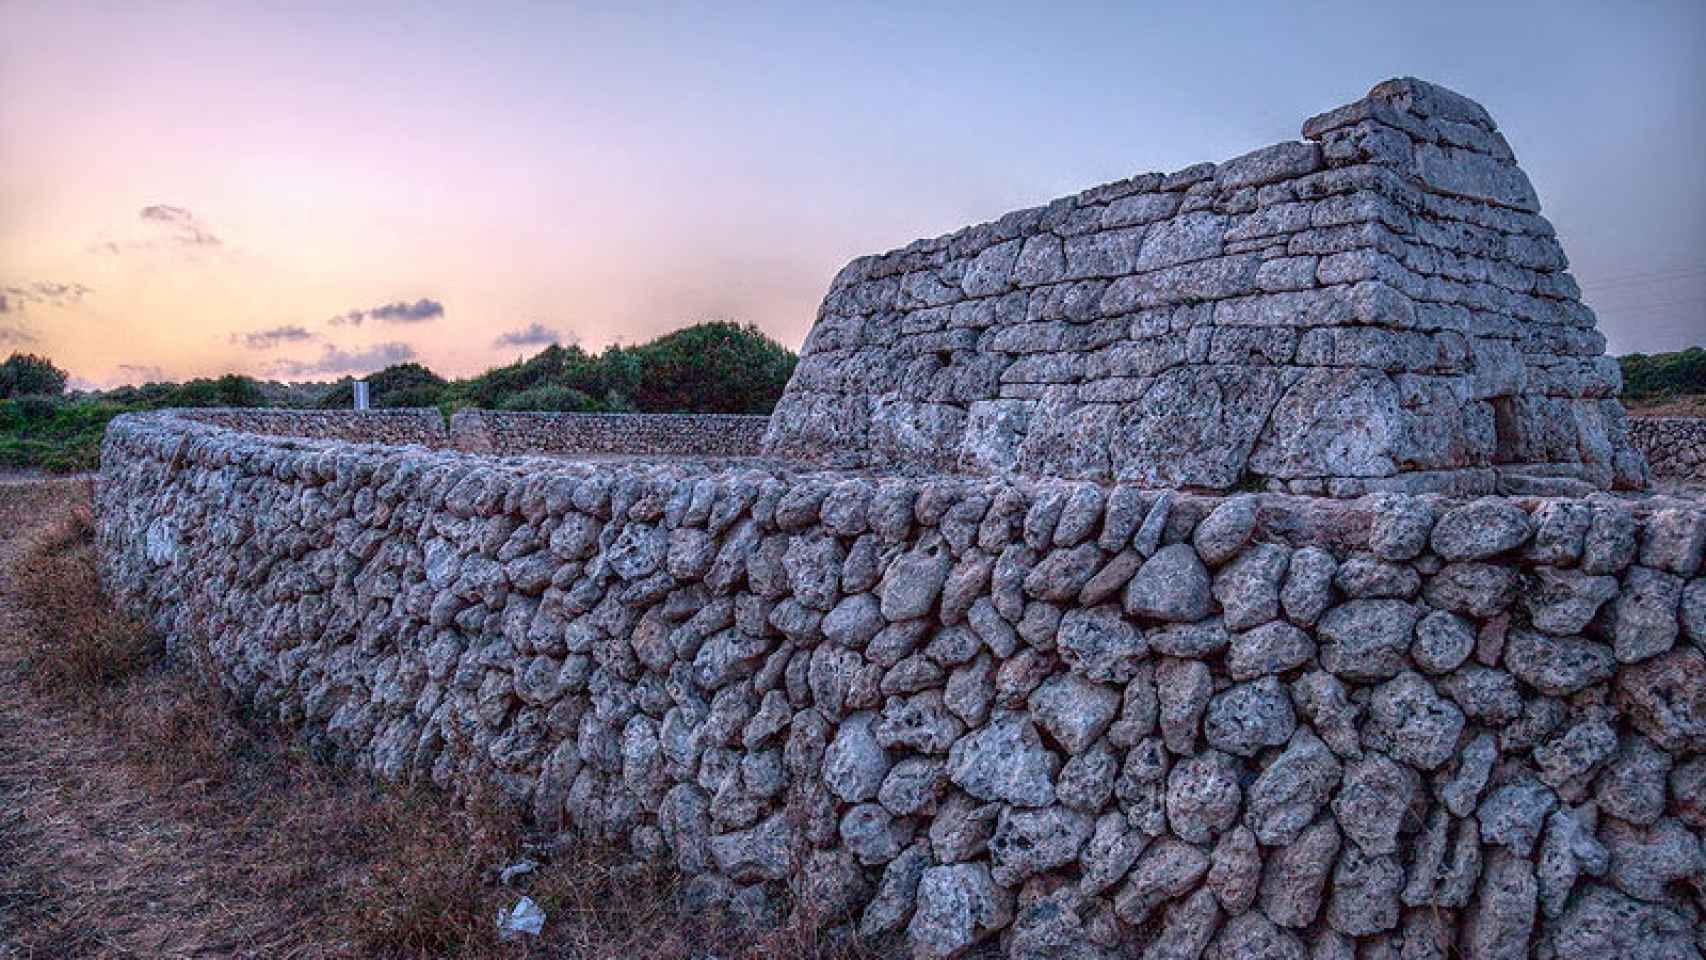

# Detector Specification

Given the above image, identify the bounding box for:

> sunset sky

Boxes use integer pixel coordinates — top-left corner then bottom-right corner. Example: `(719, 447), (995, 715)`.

(2, 1), (1703, 389)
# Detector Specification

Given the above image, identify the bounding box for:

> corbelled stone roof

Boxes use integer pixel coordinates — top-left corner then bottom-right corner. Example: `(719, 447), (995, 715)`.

(765, 78), (1647, 498)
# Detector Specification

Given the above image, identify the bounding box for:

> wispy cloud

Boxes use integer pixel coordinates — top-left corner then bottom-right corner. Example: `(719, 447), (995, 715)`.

(2, 281), (94, 311)
(88, 205), (225, 255)
(0, 323), (38, 346)
(116, 364), (168, 384)
(230, 324), (316, 350)
(493, 322), (567, 348)
(329, 298), (444, 327)
(269, 341), (417, 376)
(139, 204), (222, 247)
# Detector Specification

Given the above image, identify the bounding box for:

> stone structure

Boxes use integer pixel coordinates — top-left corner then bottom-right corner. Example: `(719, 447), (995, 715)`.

(766, 78), (1646, 498)
(1630, 418), (1706, 484)
(451, 409), (768, 459)
(98, 408), (1705, 960)
(96, 78), (1706, 960)
(175, 407), (448, 446)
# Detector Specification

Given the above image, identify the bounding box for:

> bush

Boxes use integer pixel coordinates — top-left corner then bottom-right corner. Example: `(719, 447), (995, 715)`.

(496, 384), (597, 412)
(1620, 347), (1706, 400)
(454, 322), (797, 415)
(318, 362), (447, 409)
(0, 352), (69, 397)
(0, 399), (134, 473)
(626, 321), (796, 414)
(166, 374), (267, 408)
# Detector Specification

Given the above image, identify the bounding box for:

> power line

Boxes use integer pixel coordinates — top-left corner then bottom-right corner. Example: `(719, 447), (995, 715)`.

(1577, 265), (1706, 290)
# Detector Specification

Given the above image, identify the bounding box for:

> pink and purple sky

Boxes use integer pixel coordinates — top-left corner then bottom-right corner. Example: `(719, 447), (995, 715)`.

(3, 1), (1703, 389)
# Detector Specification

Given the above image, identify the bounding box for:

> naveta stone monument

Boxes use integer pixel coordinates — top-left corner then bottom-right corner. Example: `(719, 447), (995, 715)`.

(97, 79), (1705, 960)
(767, 77), (1648, 497)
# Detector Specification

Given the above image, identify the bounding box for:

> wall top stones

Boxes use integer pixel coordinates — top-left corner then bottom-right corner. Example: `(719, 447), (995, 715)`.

(764, 77), (1647, 499)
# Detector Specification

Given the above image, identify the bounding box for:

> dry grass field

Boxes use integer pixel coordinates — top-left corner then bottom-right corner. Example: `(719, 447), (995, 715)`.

(0, 476), (882, 960)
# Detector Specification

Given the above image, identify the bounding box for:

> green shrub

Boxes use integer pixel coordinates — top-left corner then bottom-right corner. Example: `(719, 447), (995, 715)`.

(626, 321), (796, 414)
(496, 384), (597, 412)
(0, 399), (135, 473)
(318, 363), (448, 409)
(0, 352), (68, 398)
(1620, 347), (1706, 400)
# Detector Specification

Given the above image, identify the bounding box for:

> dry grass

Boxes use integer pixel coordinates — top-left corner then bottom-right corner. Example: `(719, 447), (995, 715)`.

(0, 478), (888, 960)
(1624, 393), (1706, 418)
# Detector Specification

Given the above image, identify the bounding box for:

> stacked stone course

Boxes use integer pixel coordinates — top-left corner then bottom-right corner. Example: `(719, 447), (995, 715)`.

(98, 409), (1706, 960)
(176, 407), (448, 446)
(1630, 418), (1706, 484)
(451, 409), (768, 458)
(766, 78), (1647, 497)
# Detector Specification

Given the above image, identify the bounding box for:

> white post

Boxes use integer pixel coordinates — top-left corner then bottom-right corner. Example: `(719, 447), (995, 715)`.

(353, 380), (370, 411)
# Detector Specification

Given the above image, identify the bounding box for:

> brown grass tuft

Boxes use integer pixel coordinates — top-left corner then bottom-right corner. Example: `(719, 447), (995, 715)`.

(12, 477), (161, 696)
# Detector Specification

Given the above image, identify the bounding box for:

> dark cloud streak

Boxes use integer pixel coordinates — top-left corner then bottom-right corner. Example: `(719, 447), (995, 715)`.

(493, 322), (566, 348)
(139, 204), (222, 247)
(2, 281), (94, 310)
(269, 342), (417, 376)
(230, 325), (316, 350)
(329, 298), (445, 327)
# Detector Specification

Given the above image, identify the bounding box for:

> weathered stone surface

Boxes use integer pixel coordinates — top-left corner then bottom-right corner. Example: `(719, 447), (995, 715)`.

(1364, 671), (1464, 771)
(1156, 658), (1213, 755)
(1213, 542), (1289, 629)
(1164, 750), (1243, 844)
(1524, 566), (1619, 637)
(1462, 851), (1537, 960)
(1115, 838), (1210, 926)
(1029, 674), (1120, 753)
(1318, 600), (1419, 681)
(1610, 566), (1681, 662)
(1056, 605), (1149, 683)
(823, 711), (891, 803)
(1431, 498), (1532, 561)
(1279, 546), (1336, 627)
(947, 713), (1058, 808)
(989, 805), (1095, 886)
(1203, 676), (1295, 757)
(909, 863), (1012, 958)
(1194, 496), (1259, 566)
(1325, 845), (1402, 936)
(1551, 884), (1699, 960)
(1504, 629), (1616, 696)
(1244, 727), (1342, 846)
(1368, 495), (1434, 562)
(1227, 621), (1314, 680)
(1613, 647), (1706, 752)
(1124, 544), (1213, 622)
(1411, 609), (1475, 674)
(1333, 755), (1419, 856)
(1259, 819), (1340, 928)
(1477, 776), (1556, 857)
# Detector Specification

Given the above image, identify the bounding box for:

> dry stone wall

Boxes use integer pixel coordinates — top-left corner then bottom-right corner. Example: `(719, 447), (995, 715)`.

(451, 409), (768, 458)
(766, 78), (1646, 498)
(1630, 418), (1706, 484)
(176, 407), (449, 445)
(97, 409), (1706, 960)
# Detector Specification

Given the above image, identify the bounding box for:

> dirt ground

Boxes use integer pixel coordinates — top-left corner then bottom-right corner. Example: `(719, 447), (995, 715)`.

(0, 476), (878, 960)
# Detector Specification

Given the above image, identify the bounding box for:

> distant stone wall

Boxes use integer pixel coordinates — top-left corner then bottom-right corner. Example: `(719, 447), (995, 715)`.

(175, 407), (448, 446)
(98, 409), (1706, 960)
(450, 409), (768, 458)
(766, 78), (1646, 497)
(1630, 418), (1706, 483)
